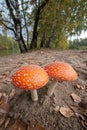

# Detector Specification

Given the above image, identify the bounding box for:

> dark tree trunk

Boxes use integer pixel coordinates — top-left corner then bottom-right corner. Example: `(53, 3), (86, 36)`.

(40, 31), (46, 48)
(30, 32), (38, 49)
(45, 41), (50, 48)
(45, 22), (56, 48)
(30, 0), (49, 49)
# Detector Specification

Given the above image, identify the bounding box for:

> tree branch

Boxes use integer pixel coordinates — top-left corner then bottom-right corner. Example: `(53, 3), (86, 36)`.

(21, 0), (29, 47)
(5, 0), (15, 23)
(0, 20), (16, 36)
(1, 18), (14, 27)
(9, 0), (16, 10)
(30, 0), (50, 48)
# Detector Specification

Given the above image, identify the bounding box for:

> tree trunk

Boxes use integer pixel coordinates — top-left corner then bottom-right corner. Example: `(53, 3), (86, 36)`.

(40, 31), (46, 48)
(21, 0), (29, 49)
(30, 0), (49, 49)
(30, 32), (38, 49)
(15, 0), (27, 53)
(45, 13), (57, 48)
(5, 0), (27, 53)
(45, 21), (56, 48)
(17, 31), (28, 53)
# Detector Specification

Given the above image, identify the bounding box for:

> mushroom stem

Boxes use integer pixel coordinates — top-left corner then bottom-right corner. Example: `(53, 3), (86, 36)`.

(30, 89), (38, 101)
(47, 80), (58, 97)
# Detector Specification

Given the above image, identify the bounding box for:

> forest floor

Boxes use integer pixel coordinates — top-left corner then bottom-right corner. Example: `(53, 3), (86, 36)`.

(0, 49), (87, 130)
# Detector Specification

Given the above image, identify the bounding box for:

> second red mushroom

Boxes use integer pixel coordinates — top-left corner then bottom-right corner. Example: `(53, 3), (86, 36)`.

(45, 62), (78, 96)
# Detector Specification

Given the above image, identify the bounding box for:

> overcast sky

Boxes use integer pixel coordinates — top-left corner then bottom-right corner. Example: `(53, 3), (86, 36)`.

(69, 31), (87, 41)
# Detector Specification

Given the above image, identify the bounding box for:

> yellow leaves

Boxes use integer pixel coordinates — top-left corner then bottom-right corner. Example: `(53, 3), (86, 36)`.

(53, 32), (69, 49)
(0, 20), (3, 26)
(0, 21), (2, 26)
(29, 0), (35, 5)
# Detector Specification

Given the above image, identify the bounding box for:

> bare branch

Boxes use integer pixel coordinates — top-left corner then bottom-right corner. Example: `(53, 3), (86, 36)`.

(0, 18), (14, 27)
(0, 20), (16, 36)
(21, 0), (29, 47)
(5, 0), (15, 22)
(9, 0), (16, 10)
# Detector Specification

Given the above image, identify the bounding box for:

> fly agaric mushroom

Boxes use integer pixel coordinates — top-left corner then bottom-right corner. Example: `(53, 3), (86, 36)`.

(45, 62), (78, 96)
(12, 65), (49, 101)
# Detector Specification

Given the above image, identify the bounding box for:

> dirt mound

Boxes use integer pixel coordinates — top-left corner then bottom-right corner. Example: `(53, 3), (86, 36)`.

(0, 49), (87, 130)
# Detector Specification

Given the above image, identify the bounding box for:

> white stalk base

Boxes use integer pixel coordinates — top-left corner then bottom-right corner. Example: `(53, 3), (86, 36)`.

(30, 89), (38, 101)
(47, 80), (58, 97)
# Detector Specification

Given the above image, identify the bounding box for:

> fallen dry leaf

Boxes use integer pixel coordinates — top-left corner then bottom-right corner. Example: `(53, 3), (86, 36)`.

(4, 118), (10, 128)
(60, 106), (74, 117)
(0, 92), (8, 105)
(0, 92), (9, 126)
(75, 84), (85, 90)
(27, 125), (33, 130)
(81, 85), (86, 90)
(0, 114), (6, 126)
(34, 123), (46, 130)
(75, 84), (81, 89)
(71, 93), (81, 103)
(71, 104), (87, 129)
(26, 120), (34, 130)
(9, 89), (15, 101)
(75, 112), (87, 129)
(8, 119), (27, 130)
(81, 120), (87, 129)
(0, 71), (11, 83)
(5, 77), (11, 82)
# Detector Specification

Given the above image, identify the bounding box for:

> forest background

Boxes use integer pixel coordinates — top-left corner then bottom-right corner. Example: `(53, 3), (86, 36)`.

(0, 0), (87, 56)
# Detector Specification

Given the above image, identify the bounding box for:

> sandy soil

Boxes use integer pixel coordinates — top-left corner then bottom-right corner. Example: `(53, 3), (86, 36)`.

(0, 49), (87, 130)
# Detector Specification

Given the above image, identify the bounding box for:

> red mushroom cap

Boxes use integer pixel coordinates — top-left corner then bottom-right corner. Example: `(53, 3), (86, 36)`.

(45, 62), (78, 81)
(12, 65), (49, 90)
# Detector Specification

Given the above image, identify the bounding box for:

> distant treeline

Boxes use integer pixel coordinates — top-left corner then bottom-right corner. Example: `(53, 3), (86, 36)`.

(69, 38), (87, 50)
(0, 34), (18, 50)
(0, 34), (87, 51)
